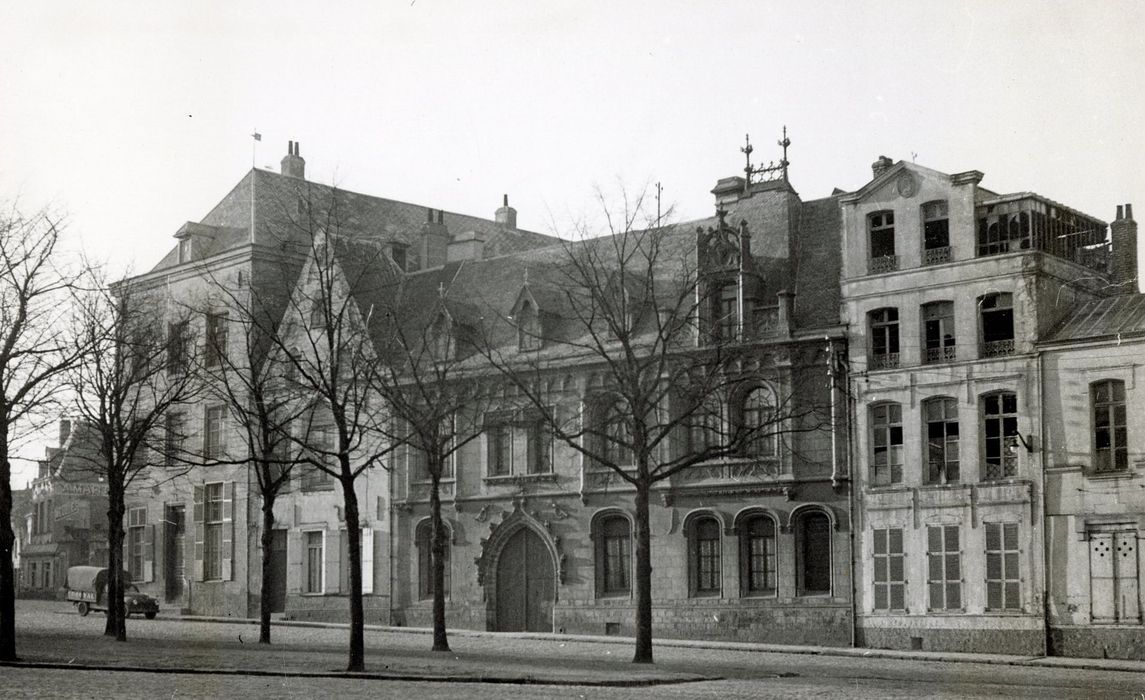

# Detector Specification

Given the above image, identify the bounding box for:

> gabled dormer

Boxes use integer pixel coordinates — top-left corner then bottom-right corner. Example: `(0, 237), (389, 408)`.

(510, 285), (545, 352)
(696, 213), (768, 343)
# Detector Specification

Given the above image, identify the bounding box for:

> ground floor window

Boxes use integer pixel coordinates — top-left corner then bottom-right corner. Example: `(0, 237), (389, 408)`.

(595, 515), (631, 597)
(872, 527), (905, 611)
(984, 522), (1021, 611)
(416, 520), (451, 600)
(304, 531), (324, 594)
(798, 512), (831, 595)
(927, 525), (961, 611)
(739, 515), (777, 596)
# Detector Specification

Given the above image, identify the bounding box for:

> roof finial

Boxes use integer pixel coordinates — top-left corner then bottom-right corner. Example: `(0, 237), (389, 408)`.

(523, 266), (529, 285)
(740, 133), (754, 181)
(777, 125), (791, 181)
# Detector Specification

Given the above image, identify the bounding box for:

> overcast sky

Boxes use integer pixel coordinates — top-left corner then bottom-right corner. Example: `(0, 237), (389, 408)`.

(2, 0), (1143, 485)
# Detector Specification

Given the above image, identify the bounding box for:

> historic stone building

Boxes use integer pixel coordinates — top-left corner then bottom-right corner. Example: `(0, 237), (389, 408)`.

(842, 156), (1137, 655)
(21, 420), (109, 598)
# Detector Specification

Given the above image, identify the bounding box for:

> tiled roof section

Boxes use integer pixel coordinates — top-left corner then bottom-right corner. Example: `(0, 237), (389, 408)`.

(150, 169), (561, 272)
(791, 195), (843, 329)
(1042, 294), (1145, 343)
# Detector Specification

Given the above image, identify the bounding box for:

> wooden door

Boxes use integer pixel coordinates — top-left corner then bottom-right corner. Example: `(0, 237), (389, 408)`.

(496, 528), (554, 632)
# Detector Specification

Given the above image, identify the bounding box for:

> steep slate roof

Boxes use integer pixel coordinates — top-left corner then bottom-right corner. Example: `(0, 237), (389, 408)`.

(151, 168), (561, 273)
(1042, 294), (1145, 343)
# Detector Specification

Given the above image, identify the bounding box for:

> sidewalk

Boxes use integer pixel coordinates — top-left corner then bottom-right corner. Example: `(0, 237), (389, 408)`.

(181, 612), (1145, 676)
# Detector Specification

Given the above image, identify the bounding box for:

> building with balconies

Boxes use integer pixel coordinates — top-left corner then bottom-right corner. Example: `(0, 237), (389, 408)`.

(842, 155), (1136, 655)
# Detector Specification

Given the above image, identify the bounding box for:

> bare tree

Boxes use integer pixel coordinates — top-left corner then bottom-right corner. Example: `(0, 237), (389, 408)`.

(0, 205), (88, 661)
(367, 286), (487, 653)
(268, 196), (396, 672)
(65, 273), (202, 641)
(483, 192), (832, 663)
(196, 272), (308, 645)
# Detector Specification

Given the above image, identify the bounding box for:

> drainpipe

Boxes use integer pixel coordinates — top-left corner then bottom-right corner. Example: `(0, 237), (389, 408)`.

(1037, 351), (1051, 657)
(827, 338), (840, 488)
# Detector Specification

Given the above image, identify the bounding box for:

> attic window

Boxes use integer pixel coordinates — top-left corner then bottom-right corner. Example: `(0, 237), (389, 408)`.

(517, 301), (542, 351)
(430, 313), (453, 360)
(391, 244), (408, 272)
(178, 238), (192, 264)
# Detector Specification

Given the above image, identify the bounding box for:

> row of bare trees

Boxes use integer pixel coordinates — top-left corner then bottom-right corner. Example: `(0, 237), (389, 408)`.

(0, 184), (832, 670)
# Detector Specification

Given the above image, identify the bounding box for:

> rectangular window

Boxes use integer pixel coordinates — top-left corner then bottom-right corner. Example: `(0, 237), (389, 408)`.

(741, 516), (777, 595)
(693, 519), (721, 596)
(870, 403), (903, 486)
(1092, 380), (1128, 473)
(204, 406), (226, 460)
(302, 423), (336, 490)
(983, 392), (1018, 479)
(927, 525), (961, 611)
(205, 311), (228, 367)
(925, 398), (960, 484)
(1089, 530), (1139, 623)
(203, 483), (224, 581)
(487, 420), (512, 476)
(166, 321), (189, 374)
(42, 561), (51, 589)
(487, 413), (551, 476)
(526, 417), (552, 474)
(923, 201), (950, 261)
(600, 519), (631, 595)
(923, 301), (956, 363)
(868, 211), (897, 273)
(304, 531), (324, 594)
(869, 308), (900, 369)
(979, 293), (1014, 357)
(715, 283), (739, 340)
(872, 528), (905, 611)
(164, 412), (184, 468)
(127, 507), (146, 582)
(985, 522), (1021, 611)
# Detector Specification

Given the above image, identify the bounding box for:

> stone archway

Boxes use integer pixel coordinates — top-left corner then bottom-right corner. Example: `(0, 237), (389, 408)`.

(494, 527), (555, 632)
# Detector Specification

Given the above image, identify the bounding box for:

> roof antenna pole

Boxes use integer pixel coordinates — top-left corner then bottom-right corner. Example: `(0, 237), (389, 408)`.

(249, 129), (262, 244)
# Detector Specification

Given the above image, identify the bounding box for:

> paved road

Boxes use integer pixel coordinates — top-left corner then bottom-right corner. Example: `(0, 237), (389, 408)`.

(8, 600), (1144, 698)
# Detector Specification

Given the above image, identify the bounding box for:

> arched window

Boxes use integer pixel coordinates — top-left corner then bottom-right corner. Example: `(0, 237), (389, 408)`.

(739, 515), (777, 596)
(415, 519), (450, 601)
(924, 397), (959, 484)
(796, 511), (831, 596)
(689, 516), (722, 597)
(594, 514), (631, 597)
(1092, 379), (1128, 473)
(689, 394), (724, 456)
(739, 387), (777, 458)
(922, 200), (950, 264)
(870, 402), (903, 486)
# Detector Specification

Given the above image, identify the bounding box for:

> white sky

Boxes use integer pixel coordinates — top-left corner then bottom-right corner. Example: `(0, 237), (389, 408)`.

(2, 0), (1144, 485)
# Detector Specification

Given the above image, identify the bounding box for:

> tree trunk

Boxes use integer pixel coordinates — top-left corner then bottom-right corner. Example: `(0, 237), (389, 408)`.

(632, 481), (653, 664)
(429, 467), (449, 652)
(105, 490), (127, 641)
(341, 473), (365, 672)
(258, 497), (276, 644)
(0, 446), (17, 661)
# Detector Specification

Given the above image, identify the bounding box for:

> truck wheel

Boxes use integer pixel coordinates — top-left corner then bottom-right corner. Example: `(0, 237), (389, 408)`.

(77, 602), (90, 617)
(145, 612), (157, 620)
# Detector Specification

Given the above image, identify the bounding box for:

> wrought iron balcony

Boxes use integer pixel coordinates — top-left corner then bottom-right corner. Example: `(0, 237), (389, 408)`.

(868, 255), (899, 275)
(980, 339), (1015, 358)
(924, 345), (957, 364)
(923, 246), (951, 265)
(870, 352), (900, 370)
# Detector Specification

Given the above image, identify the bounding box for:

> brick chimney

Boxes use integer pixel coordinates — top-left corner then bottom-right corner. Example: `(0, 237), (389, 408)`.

(871, 155), (894, 180)
(1111, 203), (1138, 293)
(421, 208), (449, 269)
(447, 230), (485, 262)
(281, 140), (306, 179)
(495, 194), (517, 228)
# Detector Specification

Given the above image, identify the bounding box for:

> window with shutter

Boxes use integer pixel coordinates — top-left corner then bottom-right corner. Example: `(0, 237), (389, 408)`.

(927, 525), (962, 611)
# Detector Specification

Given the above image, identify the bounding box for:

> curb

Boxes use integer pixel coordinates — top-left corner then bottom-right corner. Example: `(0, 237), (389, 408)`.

(172, 614), (1145, 676)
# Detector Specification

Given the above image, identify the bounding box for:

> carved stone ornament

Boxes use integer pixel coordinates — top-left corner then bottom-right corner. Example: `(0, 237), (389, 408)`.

(474, 500), (567, 586)
(895, 172), (917, 198)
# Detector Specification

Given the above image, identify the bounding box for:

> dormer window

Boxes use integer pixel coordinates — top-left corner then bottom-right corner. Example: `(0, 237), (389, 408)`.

(390, 244), (408, 272)
(712, 282), (739, 341)
(178, 238), (192, 264)
(517, 300), (542, 351)
(430, 313), (453, 360)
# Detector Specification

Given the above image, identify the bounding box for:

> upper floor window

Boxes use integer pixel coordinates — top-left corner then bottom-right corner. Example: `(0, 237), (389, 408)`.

(978, 211), (1031, 257)
(1092, 380), (1128, 473)
(922, 301), (956, 364)
(166, 321), (189, 375)
(979, 293), (1014, 358)
(178, 237), (192, 264)
(870, 402), (903, 486)
(982, 391), (1018, 479)
(925, 397), (960, 484)
(204, 405), (227, 460)
(205, 311), (228, 367)
(922, 201), (950, 264)
(486, 411), (552, 476)
(517, 300), (542, 351)
(868, 211), (897, 273)
(869, 308), (900, 369)
(689, 516), (722, 597)
(390, 243), (408, 272)
(739, 387), (777, 458)
(689, 394), (724, 456)
(712, 282), (739, 341)
(595, 515), (631, 597)
(599, 398), (633, 467)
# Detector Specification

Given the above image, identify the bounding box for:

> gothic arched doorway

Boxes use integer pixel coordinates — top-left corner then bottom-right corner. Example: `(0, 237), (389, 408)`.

(495, 527), (555, 632)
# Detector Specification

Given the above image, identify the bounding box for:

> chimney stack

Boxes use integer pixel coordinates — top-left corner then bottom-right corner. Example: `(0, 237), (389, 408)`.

(421, 208), (449, 269)
(871, 155), (894, 180)
(1111, 203), (1139, 293)
(495, 194), (517, 228)
(280, 140), (306, 179)
(447, 230), (485, 262)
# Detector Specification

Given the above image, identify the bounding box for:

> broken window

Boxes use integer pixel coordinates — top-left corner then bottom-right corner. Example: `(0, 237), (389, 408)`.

(923, 301), (956, 363)
(979, 293), (1014, 357)
(922, 201), (950, 264)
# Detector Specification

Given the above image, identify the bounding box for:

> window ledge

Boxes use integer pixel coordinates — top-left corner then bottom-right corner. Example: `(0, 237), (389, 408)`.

(483, 473), (557, 484)
(410, 478), (456, 485)
(1083, 469), (1137, 481)
(595, 593), (632, 601)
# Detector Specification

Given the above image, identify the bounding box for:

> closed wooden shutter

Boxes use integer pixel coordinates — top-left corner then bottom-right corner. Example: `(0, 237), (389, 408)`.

(221, 481), (235, 580)
(324, 528), (340, 594)
(193, 484), (204, 581)
(144, 523), (155, 583)
(286, 530), (302, 594)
